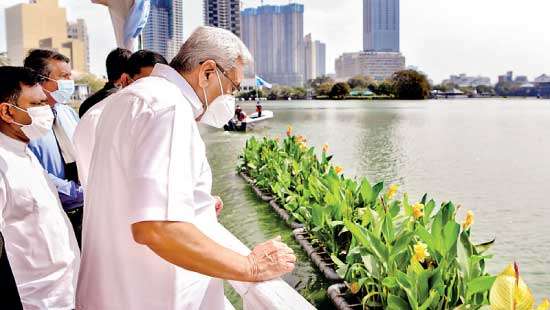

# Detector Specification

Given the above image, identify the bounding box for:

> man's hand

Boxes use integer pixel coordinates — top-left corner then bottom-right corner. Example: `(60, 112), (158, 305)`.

(247, 236), (296, 282)
(214, 196), (223, 216)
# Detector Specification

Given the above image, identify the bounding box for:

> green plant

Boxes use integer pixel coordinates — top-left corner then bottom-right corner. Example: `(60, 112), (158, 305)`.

(238, 131), (496, 309)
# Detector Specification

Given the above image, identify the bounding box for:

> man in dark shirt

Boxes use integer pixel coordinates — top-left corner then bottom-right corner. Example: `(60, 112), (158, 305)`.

(0, 233), (23, 310)
(78, 48), (132, 117)
(125, 50), (168, 81)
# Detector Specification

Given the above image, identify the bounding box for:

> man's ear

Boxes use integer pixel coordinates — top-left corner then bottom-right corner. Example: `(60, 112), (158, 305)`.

(198, 60), (216, 88)
(0, 103), (15, 124)
(118, 73), (131, 88)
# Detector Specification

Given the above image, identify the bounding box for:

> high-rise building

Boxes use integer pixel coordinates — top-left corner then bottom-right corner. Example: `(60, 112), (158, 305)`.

(335, 51), (405, 81)
(240, 3), (305, 86)
(303, 34), (326, 81)
(68, 19), (90, 72)
(5, 0), (89, 72)
(142, 0), (203, 61)
(363, 0), (400, 52)
(315, 40), (326, 77)
(303, 34), (316, 81)
(143, 0), (183, 62)
(203, 0), (240, 36)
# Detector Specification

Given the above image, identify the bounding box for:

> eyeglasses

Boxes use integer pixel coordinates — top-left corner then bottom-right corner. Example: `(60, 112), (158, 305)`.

(214, 63), (241, 95)
(199, 61), (241, 95)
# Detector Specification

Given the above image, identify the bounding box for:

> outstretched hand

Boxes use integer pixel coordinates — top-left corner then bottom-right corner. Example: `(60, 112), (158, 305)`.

(214, 196), (223, 217)
(247, 236), (296, 282)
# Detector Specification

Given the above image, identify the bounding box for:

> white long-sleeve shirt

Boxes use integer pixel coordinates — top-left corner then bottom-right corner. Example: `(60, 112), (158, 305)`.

(0, 132), (80, 310)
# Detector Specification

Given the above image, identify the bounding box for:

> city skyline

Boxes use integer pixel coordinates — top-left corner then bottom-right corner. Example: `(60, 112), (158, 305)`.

(0, 0), (549, 83)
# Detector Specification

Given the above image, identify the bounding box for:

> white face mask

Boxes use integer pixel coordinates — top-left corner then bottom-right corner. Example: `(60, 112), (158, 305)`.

(199, 69), (236, 128)
(9, 104), (54, 140)
(44, 78), (75, 104)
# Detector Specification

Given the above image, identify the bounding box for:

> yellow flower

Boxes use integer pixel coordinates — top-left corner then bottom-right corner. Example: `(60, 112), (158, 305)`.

(296, 135), (305, 143)
(490, 263), (535, 310)
(463, 210), (474, 230)
(413, 242), (430, 263)
(349, 282), (360, 294)
(387, 184), (399, 200)
(412, 203), (424, 219)
(322, 143), (329, 153)
(299, 141), (307, 150)
(537, 299), (550, 310)
(286, 125), (292, 137)
(335, 166), (343, 174)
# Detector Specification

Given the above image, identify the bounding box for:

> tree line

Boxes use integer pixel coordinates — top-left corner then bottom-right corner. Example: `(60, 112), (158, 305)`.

(238, 70), (432, 100)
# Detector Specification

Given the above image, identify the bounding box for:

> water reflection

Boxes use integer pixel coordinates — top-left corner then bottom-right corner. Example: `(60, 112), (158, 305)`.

(202, 99), (550, 307)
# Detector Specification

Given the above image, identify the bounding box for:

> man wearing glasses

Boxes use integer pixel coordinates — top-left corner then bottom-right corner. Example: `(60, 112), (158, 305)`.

(76, 26), (296, 309)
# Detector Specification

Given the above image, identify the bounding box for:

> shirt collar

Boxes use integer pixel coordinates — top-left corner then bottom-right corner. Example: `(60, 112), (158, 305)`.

(150, 64), (204, 118)
(0, 132), (27, 154)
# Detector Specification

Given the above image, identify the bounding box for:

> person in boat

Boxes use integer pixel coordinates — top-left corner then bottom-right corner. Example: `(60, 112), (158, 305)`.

(256, 101), (263, 118)
(237, 108), (247, 122)
(235, 104), (242, 120)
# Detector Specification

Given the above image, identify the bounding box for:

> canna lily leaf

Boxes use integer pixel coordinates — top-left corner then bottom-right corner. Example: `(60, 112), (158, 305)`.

(390, 231), (414, 260)
(344, 219), (369, 247)
(418, 289), (439, 310)
(382, 215), (396, 244)
(466, 275), (496, 299)
(388, 294), (411, 310)
(443, 221), (460, 256)
(330, 254), (349, 279)
(422, 200), (436, 225)
(415, 225), (434, 251)
(397, 271), (419, 309)
(359, 178), (374, 204)
(389, 200), (401, 218)
(475, 238), (496, 255)
(382, 276), (399, 288)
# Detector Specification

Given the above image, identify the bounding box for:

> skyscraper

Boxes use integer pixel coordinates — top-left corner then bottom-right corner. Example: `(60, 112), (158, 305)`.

(203, 0), (240, 36)
(68, 19), (90, 72)
(143, 0), (183, 61)
(5, 0), (89, 72)
(143, 0), (203, 61)
(241, 3), (304, 86)
(304, 34), (316, 81)
(304, 34), (326, 81)
(315, 40), (326, 77)
(363, 0), (400, 52)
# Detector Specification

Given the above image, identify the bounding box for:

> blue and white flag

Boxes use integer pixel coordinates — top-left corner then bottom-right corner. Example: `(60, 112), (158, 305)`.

(124, 0), (150, 49)
(92, 0), (151, 51)
(255, 75), (272, 89)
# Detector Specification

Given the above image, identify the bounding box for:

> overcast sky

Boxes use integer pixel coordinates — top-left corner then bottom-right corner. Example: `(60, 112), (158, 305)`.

(1, 0), (549, 83)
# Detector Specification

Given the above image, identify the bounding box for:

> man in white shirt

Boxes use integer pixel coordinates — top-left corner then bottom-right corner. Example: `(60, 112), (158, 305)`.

(74, 49), (167, 190)
(76, 27), (296, 309)
(0, 66), (80, 309)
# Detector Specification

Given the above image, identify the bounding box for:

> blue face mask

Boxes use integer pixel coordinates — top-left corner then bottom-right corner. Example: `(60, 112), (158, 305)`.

(43, 77), (75, 104)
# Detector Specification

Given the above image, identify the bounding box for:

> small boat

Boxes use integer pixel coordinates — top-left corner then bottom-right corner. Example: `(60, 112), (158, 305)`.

(224, 110), (274, 132)
(246, 110), (274, 123)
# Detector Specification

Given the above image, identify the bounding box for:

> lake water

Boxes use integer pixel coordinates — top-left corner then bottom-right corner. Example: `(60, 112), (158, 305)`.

(201, 98), (550, 308)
